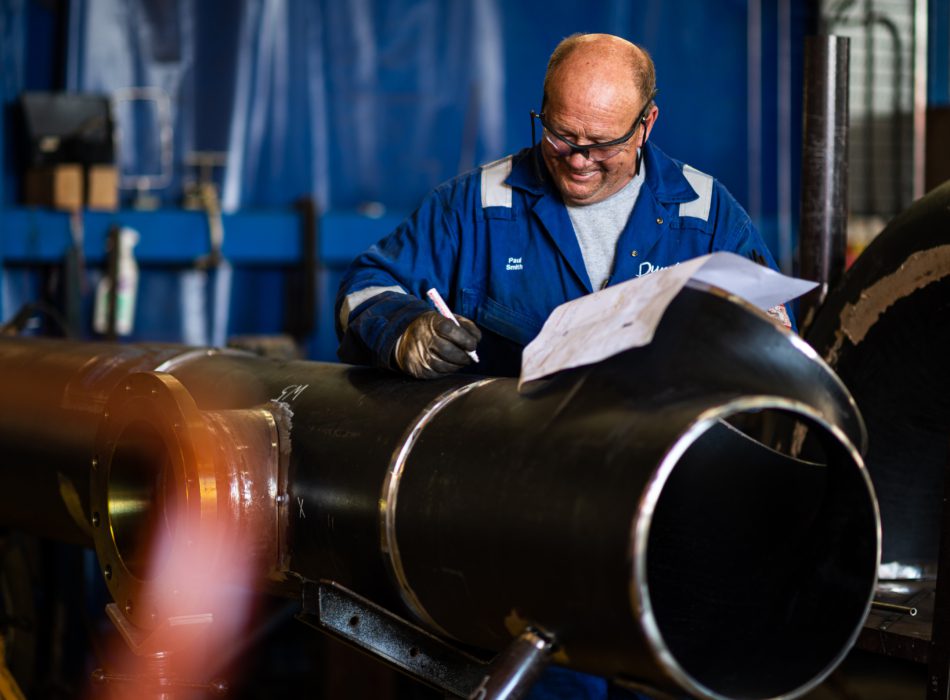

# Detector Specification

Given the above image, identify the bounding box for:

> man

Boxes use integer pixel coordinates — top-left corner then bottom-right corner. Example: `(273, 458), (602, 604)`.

(336, 33), (785, 699)
(336, 33), (786, 379)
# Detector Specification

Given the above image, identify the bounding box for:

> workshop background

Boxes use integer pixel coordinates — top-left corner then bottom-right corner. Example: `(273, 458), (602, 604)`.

(1, 0), (950, 699)
(4, 0), (945, 360)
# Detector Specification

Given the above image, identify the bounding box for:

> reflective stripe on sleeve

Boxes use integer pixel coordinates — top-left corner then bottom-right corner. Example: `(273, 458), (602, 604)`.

(679, 165), (713, 221)
(480, 156), (513, 209)
(339, 285), (407, 332)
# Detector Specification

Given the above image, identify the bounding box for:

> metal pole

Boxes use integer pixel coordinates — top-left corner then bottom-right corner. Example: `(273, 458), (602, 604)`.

(799, 35), (850, 332)
(468, 628), (555, 700)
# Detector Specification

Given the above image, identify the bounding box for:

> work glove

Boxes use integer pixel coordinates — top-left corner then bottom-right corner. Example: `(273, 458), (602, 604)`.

(394, 311), (482, 379)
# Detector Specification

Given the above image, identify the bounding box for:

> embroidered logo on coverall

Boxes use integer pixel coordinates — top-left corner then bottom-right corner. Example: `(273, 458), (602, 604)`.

(637, 261), (673, 277)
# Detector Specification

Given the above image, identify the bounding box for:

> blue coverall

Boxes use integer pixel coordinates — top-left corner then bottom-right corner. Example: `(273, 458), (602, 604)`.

(336, 140), (784, 376)
(335, 141), (783, 699)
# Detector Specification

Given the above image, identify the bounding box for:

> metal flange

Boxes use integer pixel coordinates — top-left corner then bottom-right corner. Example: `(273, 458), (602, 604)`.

(89, 371), (221, 631)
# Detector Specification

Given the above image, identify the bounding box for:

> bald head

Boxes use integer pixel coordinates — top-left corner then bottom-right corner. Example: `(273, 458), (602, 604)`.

(537, 34), (659, 205)
(543, 34), (655, 112)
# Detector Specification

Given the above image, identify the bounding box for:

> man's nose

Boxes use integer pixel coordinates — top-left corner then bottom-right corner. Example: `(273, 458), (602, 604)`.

(565, 151), (592, 168)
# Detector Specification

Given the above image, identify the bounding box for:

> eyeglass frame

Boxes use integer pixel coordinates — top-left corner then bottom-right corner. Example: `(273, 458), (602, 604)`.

(530, 89), (658, 163)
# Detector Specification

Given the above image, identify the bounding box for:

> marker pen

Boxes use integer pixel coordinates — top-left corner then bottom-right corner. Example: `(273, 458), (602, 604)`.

(426, 288), (480, 363)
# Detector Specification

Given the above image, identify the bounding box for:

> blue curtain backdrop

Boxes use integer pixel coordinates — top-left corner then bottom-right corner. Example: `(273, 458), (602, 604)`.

(64, 0), (781, 224)
(67, 0), (509, 213)
(0, 0), (26, 207)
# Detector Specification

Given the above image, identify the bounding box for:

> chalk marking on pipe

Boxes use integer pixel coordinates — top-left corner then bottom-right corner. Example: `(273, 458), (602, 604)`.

(276, 384), (309, 403)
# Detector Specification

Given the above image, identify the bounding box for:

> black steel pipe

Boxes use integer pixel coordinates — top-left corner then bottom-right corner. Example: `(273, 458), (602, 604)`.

(0, 286), (879, 699)
(806, 179), (950, 569)
(799, 35), (850, 332)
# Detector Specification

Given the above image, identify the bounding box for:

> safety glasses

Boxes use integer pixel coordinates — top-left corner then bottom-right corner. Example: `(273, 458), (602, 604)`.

(531, 90), (657, 162)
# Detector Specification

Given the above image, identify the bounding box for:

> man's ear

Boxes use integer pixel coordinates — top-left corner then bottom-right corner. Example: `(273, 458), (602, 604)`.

(641, 105), (659, 145)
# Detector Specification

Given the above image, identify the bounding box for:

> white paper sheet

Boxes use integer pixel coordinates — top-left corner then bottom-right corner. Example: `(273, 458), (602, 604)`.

(518, 252), (817, 388)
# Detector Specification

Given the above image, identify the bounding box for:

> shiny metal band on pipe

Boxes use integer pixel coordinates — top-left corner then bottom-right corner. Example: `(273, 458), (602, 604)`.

(380, 378), (498, 636)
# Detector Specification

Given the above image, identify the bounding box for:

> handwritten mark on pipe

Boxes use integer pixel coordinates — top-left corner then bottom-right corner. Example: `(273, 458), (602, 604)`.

(277, 384), (309, 403)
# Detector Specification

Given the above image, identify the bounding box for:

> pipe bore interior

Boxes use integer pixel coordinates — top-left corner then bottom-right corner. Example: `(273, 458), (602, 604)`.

(643, 407), (878, 699)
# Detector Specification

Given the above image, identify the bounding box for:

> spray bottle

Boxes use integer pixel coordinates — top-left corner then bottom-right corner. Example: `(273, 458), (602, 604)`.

(94, 227), (140, 336)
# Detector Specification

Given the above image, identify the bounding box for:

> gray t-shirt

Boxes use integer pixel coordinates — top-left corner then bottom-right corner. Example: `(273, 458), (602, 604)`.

(566, 165), (645, 291)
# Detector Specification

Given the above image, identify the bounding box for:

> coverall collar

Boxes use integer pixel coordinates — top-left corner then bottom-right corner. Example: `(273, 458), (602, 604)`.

(504, 143), (706, 293)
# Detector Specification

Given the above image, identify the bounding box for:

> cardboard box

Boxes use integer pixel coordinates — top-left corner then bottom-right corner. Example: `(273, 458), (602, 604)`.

(86, 164), (118, 210)
(24, 164), (84, 210)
